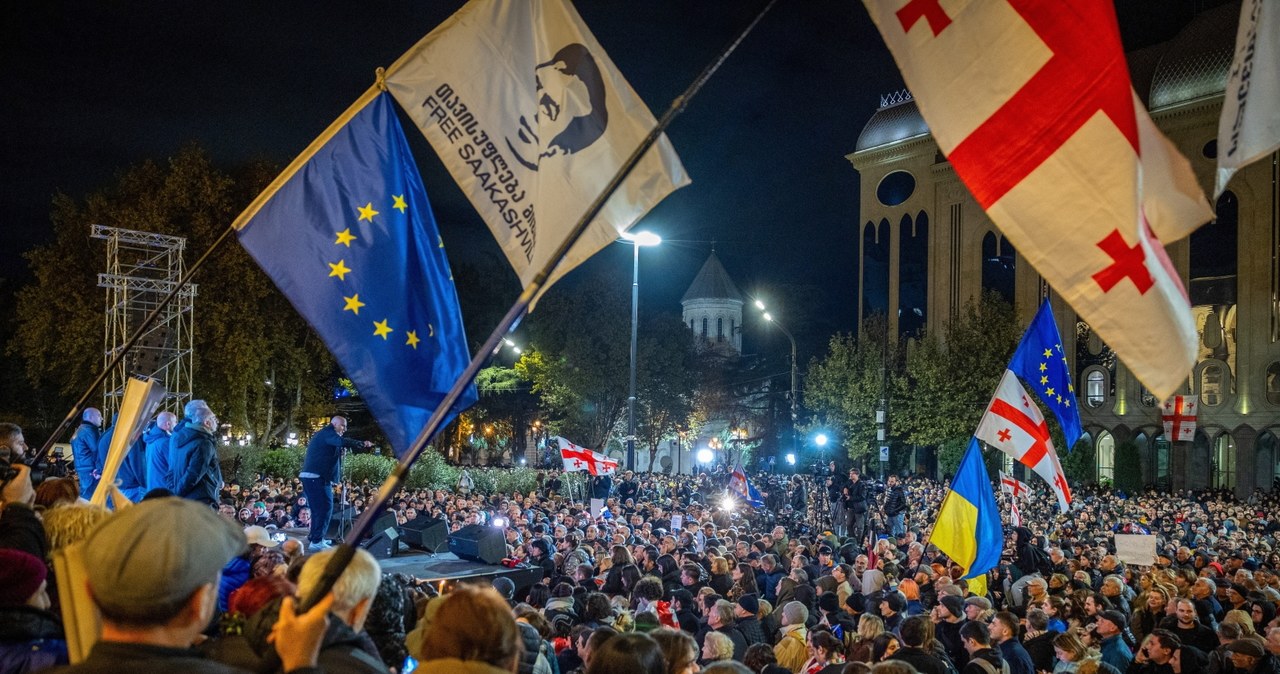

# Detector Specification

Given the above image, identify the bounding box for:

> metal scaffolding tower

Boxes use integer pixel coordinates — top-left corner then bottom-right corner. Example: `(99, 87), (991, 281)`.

(93, 225), (197, 417)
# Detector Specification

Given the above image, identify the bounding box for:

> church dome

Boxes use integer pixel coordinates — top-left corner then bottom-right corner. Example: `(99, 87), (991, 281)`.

(1148, 3), (1237, 110)
(855, 98), (930, 152)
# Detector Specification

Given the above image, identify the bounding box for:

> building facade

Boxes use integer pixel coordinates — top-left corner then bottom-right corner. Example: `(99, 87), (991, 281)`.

(847, 3), (1279, 496)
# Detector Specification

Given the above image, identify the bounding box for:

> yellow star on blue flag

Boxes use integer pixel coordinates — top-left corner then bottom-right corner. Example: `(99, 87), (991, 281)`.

(235, 92), (476, 457)
(1007, 299), (1082, 449)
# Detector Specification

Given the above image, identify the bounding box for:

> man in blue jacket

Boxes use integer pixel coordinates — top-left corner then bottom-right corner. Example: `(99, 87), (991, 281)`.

(300, 416), (371, 550)
(145, 411), (178, 492)
(169, 400), (223, 506)
(70, 408), (103, 500)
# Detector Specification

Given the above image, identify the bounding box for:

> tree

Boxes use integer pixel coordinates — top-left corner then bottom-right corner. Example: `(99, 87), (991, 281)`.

(634, 313), (699, 471)
(7, 146), (339, 442)
(804, 314), (901, 464)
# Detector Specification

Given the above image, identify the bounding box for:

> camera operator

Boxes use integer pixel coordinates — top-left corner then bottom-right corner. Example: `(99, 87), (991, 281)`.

(842, 468), (869, 546)
(825, 461), (846, 537)
(0, 451), (44, 561)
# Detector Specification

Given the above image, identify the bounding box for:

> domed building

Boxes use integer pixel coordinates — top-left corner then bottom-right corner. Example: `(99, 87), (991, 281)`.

(846, 2), (1277, 496)
(682, 249), (745, 354)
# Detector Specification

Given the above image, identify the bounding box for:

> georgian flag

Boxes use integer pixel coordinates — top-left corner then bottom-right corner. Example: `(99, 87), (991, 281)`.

(863, 0), (1213, 401)
(558, 437), (618, 475)
(977, 370), (1072, 512)
(998, 470), (1031, 499)
(1161, 395), (1198, 442)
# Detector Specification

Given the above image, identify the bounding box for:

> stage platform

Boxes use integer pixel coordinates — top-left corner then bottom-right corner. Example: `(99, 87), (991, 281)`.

(372, 547), (543, 596)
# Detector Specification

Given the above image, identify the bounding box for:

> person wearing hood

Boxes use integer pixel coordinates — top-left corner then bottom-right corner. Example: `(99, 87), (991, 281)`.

(1006, 526), (1049, 608)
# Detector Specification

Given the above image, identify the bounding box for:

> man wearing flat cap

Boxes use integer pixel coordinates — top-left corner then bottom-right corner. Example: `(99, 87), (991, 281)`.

(1227, 637), (1277, 674)
(46, 497), (330, 673)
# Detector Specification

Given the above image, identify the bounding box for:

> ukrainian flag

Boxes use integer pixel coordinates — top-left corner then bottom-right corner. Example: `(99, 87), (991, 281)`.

(931, 437), (1003, 597)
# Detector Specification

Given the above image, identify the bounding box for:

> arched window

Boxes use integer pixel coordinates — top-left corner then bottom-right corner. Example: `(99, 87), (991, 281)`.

(1199, 362), (1225, 406)
(1155, 433), (1170, 487)
(1267, 362), (1280, 405)
(1086, 371), (1106, 408)
(981, 231), (1015, 303)
(701, 317), (708, 338)
(899, 212), (929, 339)
(1214, 433), (1236, 489)
(863, 220), (891, 323)
(717, 317), (724, 341)
(1096, 432), (1115, 483)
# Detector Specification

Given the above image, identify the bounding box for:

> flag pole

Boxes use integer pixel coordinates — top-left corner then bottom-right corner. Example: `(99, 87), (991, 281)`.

(295, 0), (779, 614)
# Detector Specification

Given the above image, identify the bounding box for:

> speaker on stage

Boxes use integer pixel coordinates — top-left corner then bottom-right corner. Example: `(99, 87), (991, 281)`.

(400, 517), (448, 553)
(448, 524), (505, 565)
(360, 512), (399, 560)
(326, 504), (355, 541)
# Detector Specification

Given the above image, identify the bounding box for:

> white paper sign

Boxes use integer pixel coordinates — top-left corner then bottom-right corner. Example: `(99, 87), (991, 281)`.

(1114, 534), (1157, 566)
(590, 498), (604, 519)
(669, 514), (683, 532)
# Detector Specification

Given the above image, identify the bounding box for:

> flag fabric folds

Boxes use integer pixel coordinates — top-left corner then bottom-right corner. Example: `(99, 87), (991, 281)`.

(976, 370), (1072, 513)
(385, 0), (690, 296)
(998, 470), (1030, 499)
(235, 92), (476, 458)
(863, 0), (1212, 401)
(1216, 0), (1280, 196)
(727, 464), (765, 509)
(1161, 395), (1198, 441)
(558, 437), (618, 475)
(931, 438), (1002, 593)
(1007, 299), (1083, 450)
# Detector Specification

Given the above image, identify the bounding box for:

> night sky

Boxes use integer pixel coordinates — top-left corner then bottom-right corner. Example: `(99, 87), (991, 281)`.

(0, 1), (1228, 357)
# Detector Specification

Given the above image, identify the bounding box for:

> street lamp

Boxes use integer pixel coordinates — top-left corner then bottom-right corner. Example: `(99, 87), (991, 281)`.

(755, 299), (799, 462)
(622, 230), (661, 472)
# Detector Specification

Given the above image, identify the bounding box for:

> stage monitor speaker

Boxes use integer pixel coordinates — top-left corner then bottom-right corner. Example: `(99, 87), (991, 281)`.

(325, 504), (356, 541)
(360, 512), (399, 560)
(448, 524), (505, 565)
(400, 517), (448, 553)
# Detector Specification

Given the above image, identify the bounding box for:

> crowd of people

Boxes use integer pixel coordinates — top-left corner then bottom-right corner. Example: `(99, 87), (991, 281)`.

(3, 404), (1280, 674)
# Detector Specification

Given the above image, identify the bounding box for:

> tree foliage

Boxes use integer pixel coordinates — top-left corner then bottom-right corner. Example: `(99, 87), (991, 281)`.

(806, 292), (1022, 472)
(7, 146), (338, 441)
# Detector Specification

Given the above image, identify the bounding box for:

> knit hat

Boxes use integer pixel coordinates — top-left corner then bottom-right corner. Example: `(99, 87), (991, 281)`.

(492, 576), (515, 599)
(738, 593), (760, 615)
(818, 592), (840, 613)
(0, 549), (46, 606)
(940, 595), (965, 618)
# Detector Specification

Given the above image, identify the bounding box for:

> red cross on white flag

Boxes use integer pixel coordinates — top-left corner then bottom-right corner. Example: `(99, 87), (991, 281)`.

(977, 370), (1072, 512)
(1161, 395), (1198, 441)
(863, 0), (1213, 401)
(999, 470), (1031, 499)
(558, 437), (619, 476)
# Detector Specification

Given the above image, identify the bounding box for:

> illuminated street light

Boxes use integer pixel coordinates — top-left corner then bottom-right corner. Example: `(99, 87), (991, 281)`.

(696, 448), (714, 464)
(814, 433), (829, 447)
(785, 453), (796, 465)
(754, 298), (799, 463)
(623, 230), (661, 472)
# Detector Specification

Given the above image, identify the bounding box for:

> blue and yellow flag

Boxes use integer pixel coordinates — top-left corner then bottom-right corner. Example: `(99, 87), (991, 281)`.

(931, 438), (1002, 596)
(236, 92), (476, 457)
(1008, 299), (1082, 450)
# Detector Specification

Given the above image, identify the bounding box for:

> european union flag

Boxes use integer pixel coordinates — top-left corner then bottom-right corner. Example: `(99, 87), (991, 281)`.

(1008, 299), (1082, 451)
(931, 438), (1002, 592)
(236, 92), (476, 457)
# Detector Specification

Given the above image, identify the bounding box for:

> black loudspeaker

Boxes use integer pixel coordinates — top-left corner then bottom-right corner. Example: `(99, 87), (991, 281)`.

(400, 517), (448, 553)
(448, 524), (506, 565)
(326, 504), (355, 541)
(360, 512), (399, 560)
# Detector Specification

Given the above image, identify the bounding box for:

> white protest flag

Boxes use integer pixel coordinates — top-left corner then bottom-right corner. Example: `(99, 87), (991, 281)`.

(90, 376), (167, 507)
(863, 0), (1213, 400)
(976, 370), (1072, 513)
(1216, 0), (1280, 196)
(386, 0), (689, 295)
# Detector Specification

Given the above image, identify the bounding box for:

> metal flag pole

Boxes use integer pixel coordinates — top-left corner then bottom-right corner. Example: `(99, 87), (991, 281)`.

(295, 0), (779, 614)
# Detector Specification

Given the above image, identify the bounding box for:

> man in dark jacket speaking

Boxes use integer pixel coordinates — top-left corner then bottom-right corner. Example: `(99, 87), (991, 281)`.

(169, 400), (223, 507)
(300, 416), (371, 550)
